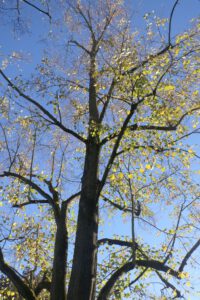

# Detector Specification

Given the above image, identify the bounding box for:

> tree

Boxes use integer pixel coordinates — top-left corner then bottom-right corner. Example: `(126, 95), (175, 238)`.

(0, 0), (200, 299)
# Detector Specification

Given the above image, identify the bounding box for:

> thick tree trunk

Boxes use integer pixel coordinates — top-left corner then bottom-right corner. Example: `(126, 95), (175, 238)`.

(51, 203), (68, 300)
(67, 142), (100, 300)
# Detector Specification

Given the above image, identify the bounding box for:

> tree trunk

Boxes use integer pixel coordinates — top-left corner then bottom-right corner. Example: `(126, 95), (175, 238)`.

(67, 142), (100, 300)
(51, 203), (68, 300)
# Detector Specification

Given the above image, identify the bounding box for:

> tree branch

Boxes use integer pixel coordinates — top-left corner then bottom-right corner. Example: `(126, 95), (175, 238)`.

(99, 79), (115, 123)
(22, 0), (51, 20)
(69, 40), (91, 55)
(98, 238), (135, 248)
(102, 195), (131, 213)
(63, 191), (81, 206)
(168, 0), (180, 46)
(0, 171), (53, 202)
(0, 171), (60, 221)
(179, 239), (200, 272)
(13, 199), (49, 208)
(35, 278), (51, 296)
(98, 259), (179, 300)
(0, 248), (37, 300)
(99, 102), (139, 193)
(156, 271), (182, 299)
(0, 69), (86, 143)
(133, 107), (200, 132)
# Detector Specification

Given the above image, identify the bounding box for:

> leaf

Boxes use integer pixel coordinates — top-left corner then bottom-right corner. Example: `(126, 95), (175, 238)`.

(163, 85), (175, 91)
(145, 164), (151, 170)
(128, 173), (133, 179)
(186, 281), (191, 287)
(118, 172), (124, 179)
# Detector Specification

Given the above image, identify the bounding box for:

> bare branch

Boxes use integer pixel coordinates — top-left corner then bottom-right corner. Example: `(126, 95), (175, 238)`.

(69, 40), (91, 55)
(0, 69), (86, 143)
(179, 239), (200, 272)
(99, 79), (116, 123)
(156, 271), (182, 299)
(128, 268), (148, 288)
(13, 199), (49, 208)
(22, 0), (51, 20)
(98, 238), (135, 248)
(168, 0), (180, 46)
(63, 191), (81, 206)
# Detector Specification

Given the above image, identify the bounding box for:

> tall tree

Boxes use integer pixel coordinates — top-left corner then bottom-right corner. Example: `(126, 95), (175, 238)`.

(0, 0), (200, 299)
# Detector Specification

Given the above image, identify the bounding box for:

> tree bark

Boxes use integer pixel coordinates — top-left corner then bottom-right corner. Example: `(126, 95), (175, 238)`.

(67, 142), (100, 300)
(50, 203), (68, 300)
(0, 249), (36, 300)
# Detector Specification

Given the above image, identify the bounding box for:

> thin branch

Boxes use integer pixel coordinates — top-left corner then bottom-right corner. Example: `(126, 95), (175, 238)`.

(128, 268), (148, 288)
(128, 106), (200, 133)
(63, 191), (81, 206)
(168, 0), (180, 46)
(156, 271), (182, 299)
(0, 69), (86, 143)
(98, 238), (135, 248)
(22, 0), (51, 20)
(75, 2), (96, 42)
(163, 202), (184, 264)
(99, 79), (115, 123)
(179, 239), (200, 272)
(0, 171), (53, 202)
(99, 102), (139, 193)
(0, 124), (12, 166)
(102, 195), (131, 213)
(69, 40), (91, 55)
(13, 199), (49, 208)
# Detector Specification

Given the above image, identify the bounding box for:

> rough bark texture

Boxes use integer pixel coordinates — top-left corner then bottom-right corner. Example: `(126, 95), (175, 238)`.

(67, 142), (100, 300)
(51, 203), (68, 300)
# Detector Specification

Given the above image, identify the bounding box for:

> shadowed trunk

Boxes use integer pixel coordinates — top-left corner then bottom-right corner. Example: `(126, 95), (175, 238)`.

(51, 203), (68, 300)
(67, 49), (100, 299)
(67, 142), (100, 300)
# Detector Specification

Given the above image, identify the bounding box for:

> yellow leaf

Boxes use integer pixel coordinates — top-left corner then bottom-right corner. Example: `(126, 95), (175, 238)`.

(145, 164), (151, 170)
(164, 85), (175, 91)
(193, 90), (199, 96)
(118, 172), (124, 179)
(179, 272), (189, 279)
(162, 245), (167, 251)
(186, 281), (191, 287)
(139, 168), (145, 173)
(128, 173), (133, 179)
(110, 174), (115, 181)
